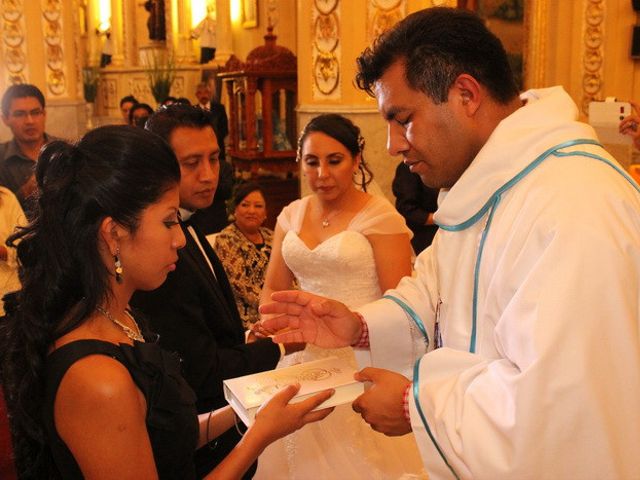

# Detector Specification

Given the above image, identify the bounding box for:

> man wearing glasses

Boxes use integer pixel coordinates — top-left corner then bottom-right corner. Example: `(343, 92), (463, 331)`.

(0, 84), (53, 209)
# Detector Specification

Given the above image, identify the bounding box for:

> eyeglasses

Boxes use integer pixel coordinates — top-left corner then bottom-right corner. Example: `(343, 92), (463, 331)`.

(10, 108), (44, 119)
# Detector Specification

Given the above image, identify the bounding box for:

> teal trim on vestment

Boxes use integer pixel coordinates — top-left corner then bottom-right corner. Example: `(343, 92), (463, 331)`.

(410, 140), (640, 477)
(412, 358), (460, 480)
(437, 139), (601, 233)
(383, 294), (429, 346)
(436, 139), (603, 352)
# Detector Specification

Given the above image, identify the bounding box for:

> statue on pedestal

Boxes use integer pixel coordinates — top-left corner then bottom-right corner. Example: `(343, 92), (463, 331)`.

(143, 0), (166, 41)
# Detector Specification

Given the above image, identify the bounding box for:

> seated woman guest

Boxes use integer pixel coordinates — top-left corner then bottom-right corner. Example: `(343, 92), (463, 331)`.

(256, 114), (425, 479)
(212, 182), (273, 328)
(0, 186), (25, 316)
(0, 126), (333, 479)
(129, 102), (154, 127)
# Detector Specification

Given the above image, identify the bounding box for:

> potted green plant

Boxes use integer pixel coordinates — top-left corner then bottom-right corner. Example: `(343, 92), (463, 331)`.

(146, 52), (176, 105)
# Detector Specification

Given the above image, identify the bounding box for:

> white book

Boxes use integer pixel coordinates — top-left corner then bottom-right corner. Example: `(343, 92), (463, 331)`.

(223, 356), (364, 426)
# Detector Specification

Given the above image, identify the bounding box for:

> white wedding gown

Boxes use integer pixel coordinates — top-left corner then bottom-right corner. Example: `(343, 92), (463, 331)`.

(255, 195), (427, 480)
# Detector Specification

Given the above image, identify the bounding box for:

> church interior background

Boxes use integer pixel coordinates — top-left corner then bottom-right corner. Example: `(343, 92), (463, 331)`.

(1, 0), (640, 205)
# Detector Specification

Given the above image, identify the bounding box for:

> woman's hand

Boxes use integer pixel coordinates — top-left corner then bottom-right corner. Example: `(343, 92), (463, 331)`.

(205, 385), (334, 478)
(250, 384), (335, 447)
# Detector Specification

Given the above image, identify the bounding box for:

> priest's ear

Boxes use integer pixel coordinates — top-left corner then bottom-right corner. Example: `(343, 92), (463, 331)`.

(450, 74), (482, 116)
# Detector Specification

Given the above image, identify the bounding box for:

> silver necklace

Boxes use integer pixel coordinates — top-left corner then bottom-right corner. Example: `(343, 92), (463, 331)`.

(97, 306), (145, 342)
(321, 208), (343, 228)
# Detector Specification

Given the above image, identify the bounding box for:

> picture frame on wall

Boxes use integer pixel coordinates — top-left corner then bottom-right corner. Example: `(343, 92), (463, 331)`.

(243, 0), (258, 29)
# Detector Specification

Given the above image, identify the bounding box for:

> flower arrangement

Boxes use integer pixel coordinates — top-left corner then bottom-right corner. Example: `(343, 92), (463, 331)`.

(146, 51), (176, 104)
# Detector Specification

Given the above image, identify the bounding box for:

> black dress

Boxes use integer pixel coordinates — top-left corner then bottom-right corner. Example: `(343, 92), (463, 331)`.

(43, 339), (199, 479)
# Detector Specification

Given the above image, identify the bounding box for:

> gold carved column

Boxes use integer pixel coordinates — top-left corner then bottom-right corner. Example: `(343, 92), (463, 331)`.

(109, 0), (124, 66)
(1, 0), (29, 87)
(214, 0), (233, 65)
(581, 0), (605, 115)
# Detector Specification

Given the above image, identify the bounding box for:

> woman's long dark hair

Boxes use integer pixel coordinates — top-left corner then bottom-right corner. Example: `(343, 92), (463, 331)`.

(296, 114), (374, 191)
(0, 125), (180, 478)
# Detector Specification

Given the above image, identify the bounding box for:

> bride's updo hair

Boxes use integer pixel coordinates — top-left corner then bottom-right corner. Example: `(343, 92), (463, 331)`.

(1, 125), (180, 479)
(296, 114), (374, 191)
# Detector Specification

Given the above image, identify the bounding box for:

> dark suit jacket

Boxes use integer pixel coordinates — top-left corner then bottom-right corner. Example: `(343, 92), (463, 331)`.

(392, 161), (439, 254)
(207, 101), (228, 160)
(131, 223), (280, 413)
(196, 101), (228, 159)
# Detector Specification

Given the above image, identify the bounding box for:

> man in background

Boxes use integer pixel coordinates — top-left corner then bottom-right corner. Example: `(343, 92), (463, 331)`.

(195, 81), (228, 157)
(119, 95), (138, 124)
(193, 81), (232, 234)
(0, 84), (53, 209)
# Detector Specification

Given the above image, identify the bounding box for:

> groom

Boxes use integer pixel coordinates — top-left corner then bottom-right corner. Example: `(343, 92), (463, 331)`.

(131, 105), (284, 478)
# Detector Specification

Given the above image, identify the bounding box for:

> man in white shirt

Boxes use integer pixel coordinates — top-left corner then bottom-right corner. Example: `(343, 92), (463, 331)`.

(260, 7), (640, 479)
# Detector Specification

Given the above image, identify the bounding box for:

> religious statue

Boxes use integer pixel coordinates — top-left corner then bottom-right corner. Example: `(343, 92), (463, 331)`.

(143, 0), (166, 41)
(191, 4), (217, 64)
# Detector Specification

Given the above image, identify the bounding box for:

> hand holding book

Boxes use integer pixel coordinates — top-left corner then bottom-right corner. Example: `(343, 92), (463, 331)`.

(224, 356), (363, 426)
(352, 367), (413, 436)
(209, 384), (335, 478)
(250, 383), (335, 446)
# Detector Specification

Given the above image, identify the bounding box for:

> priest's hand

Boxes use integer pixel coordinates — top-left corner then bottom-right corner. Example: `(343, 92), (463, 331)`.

(259, 290), (362, 348)
(352, 367), (412, 436)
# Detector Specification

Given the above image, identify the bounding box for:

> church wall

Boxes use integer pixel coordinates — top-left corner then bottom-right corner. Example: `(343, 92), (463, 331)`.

(230, 0), (297, 60)
(535, 0), (638, 115)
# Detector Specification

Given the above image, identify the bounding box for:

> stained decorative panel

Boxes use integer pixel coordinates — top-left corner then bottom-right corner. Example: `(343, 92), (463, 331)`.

(312, 0), (340, 100)
(367, 0), (405, 43)
(42, 0), (66, 95)
(2, 0), (28, 85)
(581, 0), (605, 115)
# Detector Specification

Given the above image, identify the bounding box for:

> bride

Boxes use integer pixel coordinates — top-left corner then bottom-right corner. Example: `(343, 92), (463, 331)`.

(256, 114), (426, 479)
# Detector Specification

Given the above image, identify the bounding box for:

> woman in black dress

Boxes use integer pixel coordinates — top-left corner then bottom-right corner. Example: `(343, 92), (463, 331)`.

(0, 126), (332, 479)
